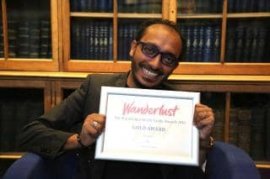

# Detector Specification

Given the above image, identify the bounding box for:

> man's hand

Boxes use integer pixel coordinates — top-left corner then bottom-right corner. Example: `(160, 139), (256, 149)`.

(79, 113), (106, 147)
(194, 104), (215, 140)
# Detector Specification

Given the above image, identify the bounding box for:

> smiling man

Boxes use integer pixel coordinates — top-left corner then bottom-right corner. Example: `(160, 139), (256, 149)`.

(19, 19), (214, 179)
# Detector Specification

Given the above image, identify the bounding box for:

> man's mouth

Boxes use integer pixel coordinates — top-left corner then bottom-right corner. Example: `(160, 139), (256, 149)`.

(142, 67), (160, 79)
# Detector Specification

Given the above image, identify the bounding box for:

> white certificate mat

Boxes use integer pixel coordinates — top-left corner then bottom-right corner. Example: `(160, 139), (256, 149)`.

(95, 86), (200, 166)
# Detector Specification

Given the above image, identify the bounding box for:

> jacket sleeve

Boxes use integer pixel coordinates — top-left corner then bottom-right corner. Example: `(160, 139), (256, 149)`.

(18, 75), (92, 159)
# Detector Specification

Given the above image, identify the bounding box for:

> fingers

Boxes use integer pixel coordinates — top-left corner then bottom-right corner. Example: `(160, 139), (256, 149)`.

(79, 113), (106, 147)
(194, 104), (215, 140)
(85, 113), (105, 137)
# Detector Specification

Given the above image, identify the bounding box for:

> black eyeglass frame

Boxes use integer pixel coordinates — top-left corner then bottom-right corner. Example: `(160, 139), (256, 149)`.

(136, 41), (179, 67)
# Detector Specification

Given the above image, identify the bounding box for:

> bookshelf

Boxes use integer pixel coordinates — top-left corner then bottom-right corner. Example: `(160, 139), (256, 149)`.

(0, 0), (59, 71)
(62, 0), (270, 74)
(0, 0), (270, 177)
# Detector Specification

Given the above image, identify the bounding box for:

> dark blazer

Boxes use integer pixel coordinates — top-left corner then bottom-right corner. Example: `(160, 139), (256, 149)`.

(18, 72), (204, 179)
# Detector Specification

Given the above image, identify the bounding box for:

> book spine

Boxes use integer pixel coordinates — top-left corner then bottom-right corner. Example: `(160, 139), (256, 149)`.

(212, 109), (225, 141)
(266, 104), (270, 160)
(40, 20), (51, 58)
(250, 26), (259, 62)
(250, 107), (266, 160)
(108, 24), (113, 60)
(197, 24), (204, 62)
(29, 21), (41, 58)
(118, 24), (124, 60)
(242, 25), (253, 62)
(80, 22), (87, 59)
(213, 25), (220, 62)
(237, 108), (252, 153)
(17, 21), (30, 58)
(190, 23), (199, 62)
(7, 20), (17, 58)
(89, 21), (95, 59)
(71, 20), (78, 59)
(229, 108), (239, 146)
(85, 21), (91, 59)
(203, 25), (214, 62)
(234, 24), (245, 62)
(257, 27), (267, 62)
(0, 24), (3, 57)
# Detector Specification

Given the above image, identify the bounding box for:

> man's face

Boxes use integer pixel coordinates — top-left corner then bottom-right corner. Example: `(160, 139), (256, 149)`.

(128, 24), (182, 88)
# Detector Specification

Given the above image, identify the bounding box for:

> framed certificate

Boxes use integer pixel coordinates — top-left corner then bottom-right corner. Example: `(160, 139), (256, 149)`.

(95, 86), (200, 166)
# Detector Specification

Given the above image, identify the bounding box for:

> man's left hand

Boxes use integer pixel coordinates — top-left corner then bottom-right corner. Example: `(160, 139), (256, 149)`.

(194, 104), (215, 140)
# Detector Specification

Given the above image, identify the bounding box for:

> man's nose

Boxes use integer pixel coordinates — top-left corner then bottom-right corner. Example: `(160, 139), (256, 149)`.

(148, 54), (162, 69)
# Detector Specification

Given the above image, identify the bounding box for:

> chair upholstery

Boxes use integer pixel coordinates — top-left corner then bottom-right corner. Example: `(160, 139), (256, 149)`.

(3, 151), (77, 179)
(205, 141), (260, 179)
(3, 141), (260, 179)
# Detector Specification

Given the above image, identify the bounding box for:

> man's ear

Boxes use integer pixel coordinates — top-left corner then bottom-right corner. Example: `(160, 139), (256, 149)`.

(129, 40), (137, 57)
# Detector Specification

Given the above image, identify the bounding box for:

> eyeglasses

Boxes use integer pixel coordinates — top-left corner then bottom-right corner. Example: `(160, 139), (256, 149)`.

(136, 41), (179, 67)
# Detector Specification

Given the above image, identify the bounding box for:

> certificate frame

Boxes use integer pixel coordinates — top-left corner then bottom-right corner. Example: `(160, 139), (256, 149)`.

(95, 86), (200, 166)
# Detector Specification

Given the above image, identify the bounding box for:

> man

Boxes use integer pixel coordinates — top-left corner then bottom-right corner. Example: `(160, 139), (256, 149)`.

(19, 19), (214, 179)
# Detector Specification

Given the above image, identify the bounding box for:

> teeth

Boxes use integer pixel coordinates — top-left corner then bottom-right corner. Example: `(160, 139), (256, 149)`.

(142, 67), (158, 78)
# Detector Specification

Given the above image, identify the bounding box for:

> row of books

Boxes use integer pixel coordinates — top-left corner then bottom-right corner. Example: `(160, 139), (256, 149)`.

(70, 0), (113, 12)
(71, 20), (113, 60)
(0, 89), (43, 152)
(177, 0), (222, 13)
(70, 0), (270, 13)
(4, 19), (52, 58)
(71, 0), (162, 13)
(118, 21), (141, 60)
(229, 105), (270, 160)
(71, 20), (270, 62)
(211, 105), (270, 161)
(228, 0), (270, 12)
(226, 21), (270, 62)
(203, 92), (270, 161)
(179, 22), (221, 62)
(118, 0), (161, 13)
(3, 19), (269, 62)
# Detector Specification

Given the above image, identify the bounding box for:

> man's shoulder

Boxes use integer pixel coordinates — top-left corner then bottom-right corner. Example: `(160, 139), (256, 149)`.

(86, 72), (128, 86)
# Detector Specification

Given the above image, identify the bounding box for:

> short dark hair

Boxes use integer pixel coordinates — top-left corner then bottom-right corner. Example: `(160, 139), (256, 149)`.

(135, 19), (186, 61)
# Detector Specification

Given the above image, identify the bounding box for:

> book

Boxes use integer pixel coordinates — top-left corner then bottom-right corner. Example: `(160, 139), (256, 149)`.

(256, 27), (267, 62)
(190, 23), (199, 62)
(79, 22), (87, 59)
(29, 21), (41, 58)
(229, 108), (239, 145)
(213, 26), (220, 62)
(178, 0), (196, 13)
(212, 109), (225, 141)
(234, 24), (245, 62)
(266, 104), (270, 160)
(0, 27), (3, 57)
(203, 24), (214, 62)
(197, 24), (204, 62)
(7, 20), (18, 58)
(16, 21), (30, 58)
(237, 108), (252, 153)
(250, 26), (259, 62)
(89, 21), (95, 59)
(40, 20), (51, 58)
(250, 106), (265, 160)
(242, 25), (253, 62)
(70, 0), (79, 11)
(108, 24), (113, 60)
(225, 26), (236, 61)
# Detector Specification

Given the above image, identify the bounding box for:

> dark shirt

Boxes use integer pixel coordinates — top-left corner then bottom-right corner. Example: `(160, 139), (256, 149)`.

(103, 161), (162, 179)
